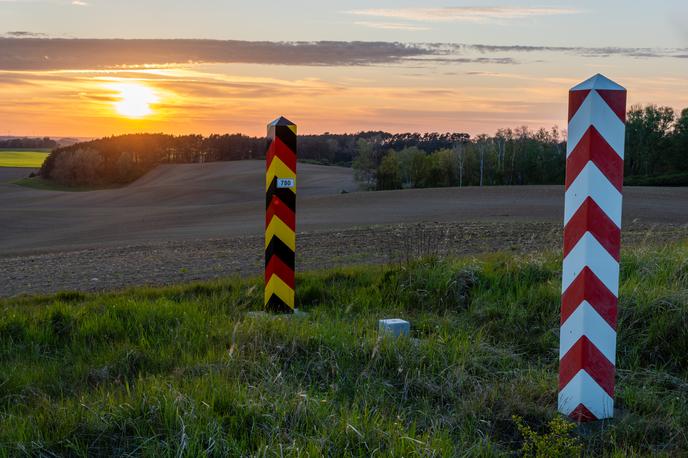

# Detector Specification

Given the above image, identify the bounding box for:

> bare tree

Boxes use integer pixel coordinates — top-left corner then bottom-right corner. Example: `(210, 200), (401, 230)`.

(476, 134), (489, 186)
(495, 129), (507, 174)
(453, 139), (467, 187)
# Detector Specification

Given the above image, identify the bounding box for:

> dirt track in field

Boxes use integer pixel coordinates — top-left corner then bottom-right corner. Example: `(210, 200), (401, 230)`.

(2, 161), (688, 296)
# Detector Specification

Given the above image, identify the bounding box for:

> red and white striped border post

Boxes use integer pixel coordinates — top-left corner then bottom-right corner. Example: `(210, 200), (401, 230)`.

(559, 74), (626, 422)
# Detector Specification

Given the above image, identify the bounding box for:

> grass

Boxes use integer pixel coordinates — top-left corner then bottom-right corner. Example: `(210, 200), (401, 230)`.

(1, 242), (687, 456)
(0, 149), (49, 168)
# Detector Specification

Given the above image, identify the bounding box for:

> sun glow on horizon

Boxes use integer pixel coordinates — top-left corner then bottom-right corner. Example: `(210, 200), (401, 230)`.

(109, 82), (159, 118)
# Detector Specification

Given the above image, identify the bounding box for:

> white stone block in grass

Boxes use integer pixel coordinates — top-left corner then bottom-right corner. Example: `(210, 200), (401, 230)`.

(378, 318), (410, 337)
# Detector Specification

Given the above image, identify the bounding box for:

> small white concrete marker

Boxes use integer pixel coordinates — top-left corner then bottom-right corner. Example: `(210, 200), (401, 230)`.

(378, 318), (410, 337)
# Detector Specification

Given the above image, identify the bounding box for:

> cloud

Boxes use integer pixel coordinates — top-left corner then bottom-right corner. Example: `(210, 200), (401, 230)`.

(462, 43), (688, 59)
(346, 7), (580, 24)
(406, 56), (518, 65)
(0, 38), (436, 70)
(71, 0), (88, 5)
(3, 31), (47, 37)
(1, 38), (685, 71)
(354, 21), (429, 31)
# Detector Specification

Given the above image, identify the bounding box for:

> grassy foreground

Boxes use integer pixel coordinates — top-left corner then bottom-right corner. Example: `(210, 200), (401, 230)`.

(1, 244), (687, 457)
(0, 150), (49, 168)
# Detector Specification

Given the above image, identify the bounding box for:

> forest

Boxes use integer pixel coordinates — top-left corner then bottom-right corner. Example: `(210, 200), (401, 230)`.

(38, 131), (471, 186)
(0, 137), (57, 149)
(356, 105), (688, 189)
(37, 105), (688, 188)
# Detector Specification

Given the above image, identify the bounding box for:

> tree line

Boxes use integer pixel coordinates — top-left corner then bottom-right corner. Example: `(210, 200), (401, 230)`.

(38, 104), (687, 188)
(40, 133), (265, 185)
(38, 131), (475, 186)
(355, 105), (688, 190)
(354, 127), (565, 189)
(0, 137), (57, 149)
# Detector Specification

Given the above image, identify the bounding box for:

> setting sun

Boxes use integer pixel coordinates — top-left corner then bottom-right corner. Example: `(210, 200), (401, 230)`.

(110, 82), (159, 118)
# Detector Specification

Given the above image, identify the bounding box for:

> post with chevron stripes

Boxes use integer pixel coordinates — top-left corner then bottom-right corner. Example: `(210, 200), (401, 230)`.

(265, 116), (297, 313)
(559, 74), (626, 422)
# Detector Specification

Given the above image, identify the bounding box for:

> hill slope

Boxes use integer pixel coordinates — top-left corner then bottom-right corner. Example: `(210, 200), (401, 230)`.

(1, 160), (356, 253)
(3, 160), (688, 255)
(3, 160), (688, 296)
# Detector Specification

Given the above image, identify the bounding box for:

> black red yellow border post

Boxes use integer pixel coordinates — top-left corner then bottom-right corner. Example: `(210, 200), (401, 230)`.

(265, 116), (297, 313)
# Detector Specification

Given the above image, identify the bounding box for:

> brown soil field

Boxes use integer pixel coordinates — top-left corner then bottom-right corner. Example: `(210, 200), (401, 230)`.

(1, 161), (687, 296)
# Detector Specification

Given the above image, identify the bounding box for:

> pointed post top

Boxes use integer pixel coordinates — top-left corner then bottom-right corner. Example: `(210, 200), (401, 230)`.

(268, 116), (296, 127)
(570, 73), (625, 92)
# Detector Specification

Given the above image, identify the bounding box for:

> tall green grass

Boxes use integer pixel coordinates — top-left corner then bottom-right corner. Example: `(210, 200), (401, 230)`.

(1, 243), (687, 456)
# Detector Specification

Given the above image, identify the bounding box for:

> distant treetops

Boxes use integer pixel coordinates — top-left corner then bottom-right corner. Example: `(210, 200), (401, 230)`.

(0, 137), (57, 149)
(37, 105), (688, 188)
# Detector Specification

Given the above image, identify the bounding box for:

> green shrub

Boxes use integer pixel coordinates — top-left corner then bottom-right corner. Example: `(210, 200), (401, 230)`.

(514, 415), (583, 457)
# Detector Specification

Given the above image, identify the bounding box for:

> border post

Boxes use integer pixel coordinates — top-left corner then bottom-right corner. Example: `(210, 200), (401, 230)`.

(559, 74), (626, 421)
(265, 116), (297, 313)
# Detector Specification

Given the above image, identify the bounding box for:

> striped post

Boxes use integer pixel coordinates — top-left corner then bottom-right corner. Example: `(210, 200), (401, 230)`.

(265, 116), (297, 313)
(559, 74), (626, 421)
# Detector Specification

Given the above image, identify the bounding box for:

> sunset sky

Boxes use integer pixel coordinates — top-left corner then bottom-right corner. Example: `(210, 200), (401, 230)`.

(1, 0), (687, 138)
